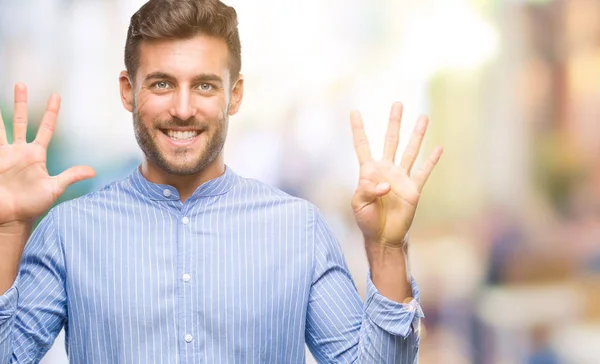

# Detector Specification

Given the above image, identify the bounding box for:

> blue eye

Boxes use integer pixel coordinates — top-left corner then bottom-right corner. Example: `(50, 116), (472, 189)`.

(199, 83), (212, 91)
(154, 81), (170, 89)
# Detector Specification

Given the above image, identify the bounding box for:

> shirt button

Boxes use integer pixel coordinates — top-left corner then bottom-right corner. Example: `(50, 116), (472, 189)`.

(184, 334), (193, 343)
(163, 189), (171, 197)
(182, 273), (191, 282)
(182, 216), (190, 225)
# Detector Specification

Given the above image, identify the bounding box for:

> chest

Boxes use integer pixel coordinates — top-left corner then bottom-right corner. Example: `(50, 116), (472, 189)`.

(62, 210), (314, 335)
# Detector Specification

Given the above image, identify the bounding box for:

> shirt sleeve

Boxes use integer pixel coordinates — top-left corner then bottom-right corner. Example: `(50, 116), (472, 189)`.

(0, 210), (68, 363)
(305, 207), (422, 363)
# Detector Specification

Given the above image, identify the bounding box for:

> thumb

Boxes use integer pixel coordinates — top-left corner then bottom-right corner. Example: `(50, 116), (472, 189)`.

(351, 181), (391, 212)
(54, 166), (96, 195)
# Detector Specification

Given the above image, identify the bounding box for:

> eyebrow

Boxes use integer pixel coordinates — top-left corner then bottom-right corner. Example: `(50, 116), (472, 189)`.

(144, 72), (224, 86)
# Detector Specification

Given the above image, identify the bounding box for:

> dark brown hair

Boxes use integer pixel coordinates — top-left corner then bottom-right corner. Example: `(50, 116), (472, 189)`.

(124, 0), (241, 84)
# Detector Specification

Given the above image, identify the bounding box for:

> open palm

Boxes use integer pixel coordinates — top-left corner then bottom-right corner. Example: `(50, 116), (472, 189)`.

(350, 102), (442, 247)
(0, 84), (95, 225)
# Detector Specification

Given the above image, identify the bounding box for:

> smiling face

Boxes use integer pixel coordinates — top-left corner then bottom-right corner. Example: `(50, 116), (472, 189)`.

(120, 34), (243, 179)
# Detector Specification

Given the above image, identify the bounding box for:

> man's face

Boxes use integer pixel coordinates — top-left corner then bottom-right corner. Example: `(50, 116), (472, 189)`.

(125, 35), (242, 175)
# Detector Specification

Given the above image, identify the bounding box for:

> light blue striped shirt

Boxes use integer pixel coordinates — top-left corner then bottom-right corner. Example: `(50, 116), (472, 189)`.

(0, 166), (423, 363)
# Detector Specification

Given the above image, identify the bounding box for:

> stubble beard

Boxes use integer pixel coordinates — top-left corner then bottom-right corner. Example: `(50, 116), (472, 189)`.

(132, 100), (229, 176)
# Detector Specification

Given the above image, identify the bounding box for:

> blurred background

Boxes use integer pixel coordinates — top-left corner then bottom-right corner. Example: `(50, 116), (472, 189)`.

(1, 0), (600, 363)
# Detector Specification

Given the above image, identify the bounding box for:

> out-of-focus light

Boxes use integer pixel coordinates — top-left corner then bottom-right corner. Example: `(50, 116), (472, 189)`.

(506, 0), (552, 4)
(403, 3), (499, 74)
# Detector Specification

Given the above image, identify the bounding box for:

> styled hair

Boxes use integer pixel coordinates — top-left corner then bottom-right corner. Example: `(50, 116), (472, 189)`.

(124, 0), (241, 83)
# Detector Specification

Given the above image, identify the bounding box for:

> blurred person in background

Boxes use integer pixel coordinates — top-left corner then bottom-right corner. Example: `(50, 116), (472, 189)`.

(0, 0), (442, 362)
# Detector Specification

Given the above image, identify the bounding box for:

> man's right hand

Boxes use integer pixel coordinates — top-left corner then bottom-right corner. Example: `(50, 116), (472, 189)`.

(0, 83), (95, 294)
(0, 83), (96, 226)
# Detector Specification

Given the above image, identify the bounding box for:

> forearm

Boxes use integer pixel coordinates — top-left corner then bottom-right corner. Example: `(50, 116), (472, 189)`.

(0, 284), (19, 362)
(356, 274), (422, 363)
(0, 210), (67, 362)
(307, 266), (422, 364)
(358, 321), (419, 363)
(365, 241), (412, 303)
(0, 220), (33, 295)
(308, 209), (421, 362)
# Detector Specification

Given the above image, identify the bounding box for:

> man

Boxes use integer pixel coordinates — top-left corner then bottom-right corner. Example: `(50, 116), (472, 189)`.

(0, 0), (442, 362)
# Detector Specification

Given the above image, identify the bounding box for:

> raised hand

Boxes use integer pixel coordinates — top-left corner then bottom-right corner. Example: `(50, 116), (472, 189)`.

(350, 102), (442, 248)
(0, 83), (95, 225)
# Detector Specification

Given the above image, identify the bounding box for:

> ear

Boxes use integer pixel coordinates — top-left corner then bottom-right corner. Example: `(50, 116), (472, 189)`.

(228, 74), (244, 116)
(119, 71), (134, 113)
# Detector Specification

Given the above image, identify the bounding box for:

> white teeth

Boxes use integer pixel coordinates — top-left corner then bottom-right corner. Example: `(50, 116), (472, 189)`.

(166, 130), (199, 140)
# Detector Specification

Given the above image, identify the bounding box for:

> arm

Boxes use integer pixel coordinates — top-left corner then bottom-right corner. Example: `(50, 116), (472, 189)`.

(349, 102), (442, 303)
(0, 221), (33, 295)
(304, 102), (442, 363)
(0, 211), (68, 362)
(0, 83), (95, 361)
(305, 209), (422, 363)
(0, 221), (32, 360)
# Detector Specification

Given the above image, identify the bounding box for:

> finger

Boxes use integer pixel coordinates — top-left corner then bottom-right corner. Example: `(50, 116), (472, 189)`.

(413, 146), (443, 192)
(382, 102), (403, 162)
(53, 166), (96, 196)
(351, 181), (391, 212)
(13, 83), (28, 144)
(34, 94), (61, 148)
(350, 110), (373, 165)
(0, 109), (7, 145)
(399, 115), (429, 173)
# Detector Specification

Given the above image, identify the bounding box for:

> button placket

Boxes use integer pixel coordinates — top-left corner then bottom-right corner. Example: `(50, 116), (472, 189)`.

(179, 211), (194, 349)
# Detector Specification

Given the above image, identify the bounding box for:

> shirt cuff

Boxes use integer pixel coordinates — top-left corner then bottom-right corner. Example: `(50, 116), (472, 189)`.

(0, 286), (19, 324)
(364, 272), (424, 338)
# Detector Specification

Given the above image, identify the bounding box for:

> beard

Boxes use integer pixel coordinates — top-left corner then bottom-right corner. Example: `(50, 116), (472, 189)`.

(132, 101), (228, 176)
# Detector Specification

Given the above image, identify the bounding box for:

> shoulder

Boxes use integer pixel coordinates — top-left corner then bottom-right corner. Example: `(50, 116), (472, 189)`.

(49, 176), (132, 218)
(228, 174), (331, 231)
(234, 175), (317, 210)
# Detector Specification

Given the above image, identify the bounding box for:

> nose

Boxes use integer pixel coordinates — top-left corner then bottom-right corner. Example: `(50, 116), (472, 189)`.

(169, 88), (196, 121)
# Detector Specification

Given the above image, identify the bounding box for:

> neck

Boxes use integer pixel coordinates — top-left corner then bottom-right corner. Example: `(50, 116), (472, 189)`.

(140, 155), (225, 202)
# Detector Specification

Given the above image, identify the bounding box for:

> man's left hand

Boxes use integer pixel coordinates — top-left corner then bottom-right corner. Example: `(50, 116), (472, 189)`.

(350, 102), (442, 249)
